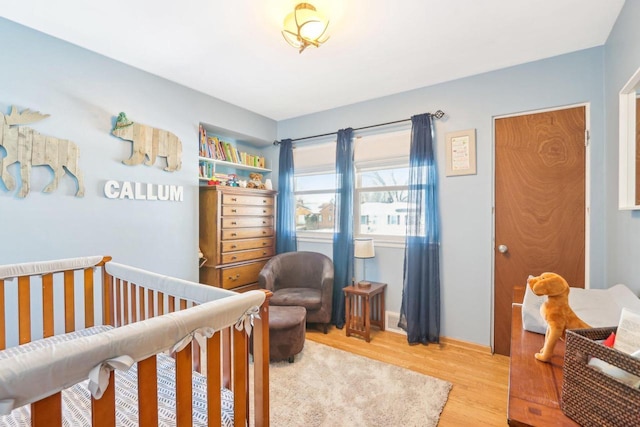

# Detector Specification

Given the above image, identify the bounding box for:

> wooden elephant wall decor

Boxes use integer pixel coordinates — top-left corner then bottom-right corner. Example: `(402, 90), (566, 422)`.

(0, 106), (85, 198)
(111, 112), (182, 172)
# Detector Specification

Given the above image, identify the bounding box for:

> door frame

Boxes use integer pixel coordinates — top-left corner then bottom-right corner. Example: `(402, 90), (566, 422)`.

(490, 103), (591, 353)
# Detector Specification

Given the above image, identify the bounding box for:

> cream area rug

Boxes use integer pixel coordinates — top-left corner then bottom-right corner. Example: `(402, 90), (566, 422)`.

(266, 340), (452, 427)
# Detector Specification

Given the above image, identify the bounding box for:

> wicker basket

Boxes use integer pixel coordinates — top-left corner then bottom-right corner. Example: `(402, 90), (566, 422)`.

(562, 327), (640, 426)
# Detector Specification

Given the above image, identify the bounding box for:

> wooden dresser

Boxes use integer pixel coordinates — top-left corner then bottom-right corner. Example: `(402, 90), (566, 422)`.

(199, 186), (277, 292)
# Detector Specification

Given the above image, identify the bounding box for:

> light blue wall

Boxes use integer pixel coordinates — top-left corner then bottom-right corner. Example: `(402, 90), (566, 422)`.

(605, 1), (640, 291)
(276, 48), (606, 346)
(4, 7), (636, 348)
(0, 18), (276, 280)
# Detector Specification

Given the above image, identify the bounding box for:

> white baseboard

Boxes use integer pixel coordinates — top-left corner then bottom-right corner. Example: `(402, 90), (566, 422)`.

(385, 311), (406, 335)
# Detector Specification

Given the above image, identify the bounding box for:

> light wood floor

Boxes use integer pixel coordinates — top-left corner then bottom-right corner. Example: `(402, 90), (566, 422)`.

(306, 326), (510, 426)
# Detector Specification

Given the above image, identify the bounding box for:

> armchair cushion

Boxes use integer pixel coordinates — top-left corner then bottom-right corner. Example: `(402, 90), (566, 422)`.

(271, 288), (322, 311)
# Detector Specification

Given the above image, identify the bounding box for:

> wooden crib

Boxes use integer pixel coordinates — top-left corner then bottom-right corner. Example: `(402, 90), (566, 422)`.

(0, 256), (270, 426)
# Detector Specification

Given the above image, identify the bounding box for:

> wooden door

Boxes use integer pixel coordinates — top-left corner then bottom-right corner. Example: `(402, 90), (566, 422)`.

(494, 106), (586, 356)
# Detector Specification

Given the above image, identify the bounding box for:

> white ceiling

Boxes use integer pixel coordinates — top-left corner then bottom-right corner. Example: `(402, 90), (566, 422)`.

(0, 0), (625, 121)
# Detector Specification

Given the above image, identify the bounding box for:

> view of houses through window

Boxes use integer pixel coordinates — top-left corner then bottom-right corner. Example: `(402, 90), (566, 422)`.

(294, 165), (410, 238)
(293, 131), (411, 239)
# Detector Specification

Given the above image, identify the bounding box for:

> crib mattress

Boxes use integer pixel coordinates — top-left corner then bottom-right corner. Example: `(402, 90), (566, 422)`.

(0, 327), (234, 427)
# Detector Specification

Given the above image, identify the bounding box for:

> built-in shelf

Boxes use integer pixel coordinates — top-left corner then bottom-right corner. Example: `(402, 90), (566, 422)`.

(198, 156), (272, 180)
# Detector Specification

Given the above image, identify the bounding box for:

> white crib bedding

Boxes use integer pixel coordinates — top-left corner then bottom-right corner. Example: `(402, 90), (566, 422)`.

(0, 326), (234, 427)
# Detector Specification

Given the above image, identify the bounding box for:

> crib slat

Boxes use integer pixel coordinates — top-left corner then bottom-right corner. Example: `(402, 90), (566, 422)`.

(138, 356), (159, 426)
(92, 370), (116, 427)
(131, 284), (138, 323)
(175, 344), (193, 426)
(147, 289), (153, 319)
(115, 278), (122, 327)
(139, 286), (145, 320)
(253, 299), (270, 427)
(18, 276), (30, 344)
(83, 268), (95, 328)
(207, 333), (222, 425)
(222, 328), (231, 389)
(233, 327), (248, 427)
(157, 291), (164, 316)
(123, 281), (130, 325)
(42, 273), (54, 338)
(31, 392), (62, 426)
(102, 271), (114, 327)
(63, 270), (75, 333)
(0, 279), (5, 350)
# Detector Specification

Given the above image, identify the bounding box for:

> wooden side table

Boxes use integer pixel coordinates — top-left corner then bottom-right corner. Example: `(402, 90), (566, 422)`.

(343, 281), (387, 342)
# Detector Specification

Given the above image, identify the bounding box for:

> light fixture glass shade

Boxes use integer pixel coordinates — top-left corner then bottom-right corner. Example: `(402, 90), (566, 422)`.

(282, 3), (330, 53)
(354, 238), (375, 259)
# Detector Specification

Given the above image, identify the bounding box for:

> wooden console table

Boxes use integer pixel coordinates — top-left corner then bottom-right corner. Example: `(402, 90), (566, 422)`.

(344, 282), (386, 342)
(508, 292), (579, 426)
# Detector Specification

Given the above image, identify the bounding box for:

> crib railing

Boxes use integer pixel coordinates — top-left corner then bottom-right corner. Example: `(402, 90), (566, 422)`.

(0, 257), (270, 427)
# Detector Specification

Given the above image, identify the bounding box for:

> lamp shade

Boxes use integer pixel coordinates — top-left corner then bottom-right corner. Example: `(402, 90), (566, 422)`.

(282, 3), (330, 53)
(354, 238), (375, 259)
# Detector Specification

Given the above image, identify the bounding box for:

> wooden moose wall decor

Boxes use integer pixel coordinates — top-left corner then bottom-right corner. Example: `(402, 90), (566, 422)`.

(0, 106), (85, 198)
(111, 112), (182, 172)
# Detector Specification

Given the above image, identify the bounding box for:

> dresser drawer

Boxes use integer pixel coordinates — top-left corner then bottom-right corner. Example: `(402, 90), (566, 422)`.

(222, 193), (274, 206)
(222, 206), (274, 216)
(220, 261), (267, 290)
(221, 228), (274, 240)
(221, 217), (273, 228)
(221, 237), (274, 252)
(221, 247), (275, 264)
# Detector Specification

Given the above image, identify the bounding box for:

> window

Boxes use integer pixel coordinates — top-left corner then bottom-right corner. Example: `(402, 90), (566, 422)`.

(292, 130), (410, 240)
(294, 142), (336, 235)
(356, 165), (409, 238)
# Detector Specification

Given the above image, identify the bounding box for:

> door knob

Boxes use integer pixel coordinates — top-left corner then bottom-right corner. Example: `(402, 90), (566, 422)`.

(498, 244), (508, 253)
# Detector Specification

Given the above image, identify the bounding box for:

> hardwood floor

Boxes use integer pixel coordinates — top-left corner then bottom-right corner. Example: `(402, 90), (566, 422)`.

(306, 326), (510, 426)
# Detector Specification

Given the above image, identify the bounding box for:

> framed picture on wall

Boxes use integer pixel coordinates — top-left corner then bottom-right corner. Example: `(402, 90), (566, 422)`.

(445, 129), (476, 176)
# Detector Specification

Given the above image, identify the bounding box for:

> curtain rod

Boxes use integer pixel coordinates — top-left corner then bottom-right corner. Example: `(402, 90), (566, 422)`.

(273, 110), (445, 145)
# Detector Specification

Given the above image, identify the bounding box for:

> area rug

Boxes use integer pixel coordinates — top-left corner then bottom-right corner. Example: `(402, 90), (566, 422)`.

(264, 340), (452, 427)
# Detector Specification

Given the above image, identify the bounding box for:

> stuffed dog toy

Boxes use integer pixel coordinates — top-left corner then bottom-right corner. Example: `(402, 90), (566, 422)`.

(527, 272), (590, 362)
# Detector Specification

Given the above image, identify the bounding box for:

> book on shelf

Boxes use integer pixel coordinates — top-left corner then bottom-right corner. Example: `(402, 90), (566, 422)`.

(199, 129), (267, 169)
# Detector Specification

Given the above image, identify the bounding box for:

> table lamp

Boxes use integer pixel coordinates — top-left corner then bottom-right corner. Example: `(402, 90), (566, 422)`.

(354, 238), (375, 288)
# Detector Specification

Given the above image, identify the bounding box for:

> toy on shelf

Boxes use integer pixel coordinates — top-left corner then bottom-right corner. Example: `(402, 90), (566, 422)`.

(247, 172), (266, 190)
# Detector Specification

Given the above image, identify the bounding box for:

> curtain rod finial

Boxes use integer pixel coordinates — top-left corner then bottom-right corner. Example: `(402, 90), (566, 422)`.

(433, 110), (445, 119)
(273, 140), (280, 146)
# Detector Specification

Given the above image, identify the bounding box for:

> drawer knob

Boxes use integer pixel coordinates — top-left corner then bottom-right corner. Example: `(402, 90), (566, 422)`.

(262, 221), (266, 224)
(262, 242), (267, 246)
(231, 198), (237, 201)
(262, 210), (266, 213)
(231, 233), (237, 237)
(232, 209), (237, 213)
(262, 231), (267, 234)
(231, 245), (237, 249)
(228, 273), (240, 281)
(231, 221), (237, 225)
(263, 200), (267, 203)
(263, 251), (267, 255)
(231, 256), (237, 260)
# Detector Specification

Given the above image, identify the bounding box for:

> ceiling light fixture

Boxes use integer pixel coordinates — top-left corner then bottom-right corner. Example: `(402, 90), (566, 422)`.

(282, 3), (330, 54)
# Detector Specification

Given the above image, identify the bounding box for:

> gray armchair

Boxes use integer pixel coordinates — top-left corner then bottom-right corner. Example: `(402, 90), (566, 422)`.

(259, 251), (334, 333)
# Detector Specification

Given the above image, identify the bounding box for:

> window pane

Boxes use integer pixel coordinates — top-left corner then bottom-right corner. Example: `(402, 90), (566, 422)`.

(359, 167), (409, 188)
(295, 174), (336, 191)
(359, 192), (407, 236)
(296, 193), (335, 232)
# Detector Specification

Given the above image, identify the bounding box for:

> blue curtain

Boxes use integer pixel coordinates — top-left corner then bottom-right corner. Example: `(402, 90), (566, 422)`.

(398, 113), (441, 344)
(331, 128), (354, 328)
(276, 138), (297, 254)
